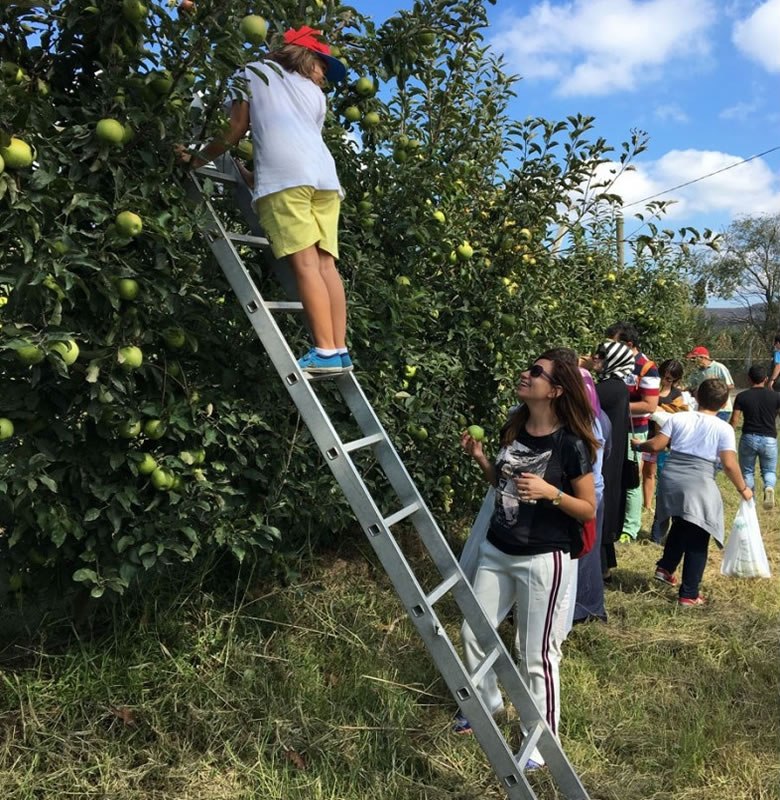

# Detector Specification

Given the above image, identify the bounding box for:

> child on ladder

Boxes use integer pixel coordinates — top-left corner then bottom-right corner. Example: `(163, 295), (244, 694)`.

(182, 26), (351, 374)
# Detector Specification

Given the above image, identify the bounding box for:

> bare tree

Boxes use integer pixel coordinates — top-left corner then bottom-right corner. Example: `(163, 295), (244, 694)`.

(701, 214), (780, 341)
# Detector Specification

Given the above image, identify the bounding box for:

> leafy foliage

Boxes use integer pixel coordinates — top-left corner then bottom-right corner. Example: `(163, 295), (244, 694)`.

(1, 0), (709, 600)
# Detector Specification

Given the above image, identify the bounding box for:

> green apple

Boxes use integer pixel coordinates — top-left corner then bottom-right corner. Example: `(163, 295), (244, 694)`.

(116, 278), (139, 300)
(149, 71), (173, 95)
(519, 228), (532, 241)
(0, 137), (33, 169)
(0, 154), (4, 175)
(118, 345), (143, 370)
(16, 344), (44, 365)
(0, 418), (14, 440)
(355, 76), (375, 96)
(96, 118), (125, 145)
(417, 30), (436, 46)
(1, 62), (25, 83)
(150, 467), (174, 490)
(235, 139), (253, 161)
(432, 210), (446, 224)
(362, 111), (380, 127)
(343, 106), (361, 122)
(143, 419), (165, 439)
(414, 426), (429, 441)
(135, 452), (158, 475)
(606, 273), (616, 282)
(467, 424), (485, 441)
(115, 211), (142, 237)
(395, 275), (411, 287)
(51, 339), (80, 365)
(240, 14), (267, 44)
(404, 365), (417, 378)
(117, 420), (142, 438)
(163, 328), (186, 349)
(456, 241), (474, 260)
(122, 0), (147, 23)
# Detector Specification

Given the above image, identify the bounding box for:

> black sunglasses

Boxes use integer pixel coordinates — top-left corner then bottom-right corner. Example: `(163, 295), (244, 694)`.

(526, 363), (556, 383)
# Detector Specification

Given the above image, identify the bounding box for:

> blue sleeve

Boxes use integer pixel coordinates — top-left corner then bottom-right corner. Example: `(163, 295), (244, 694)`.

(774, 351), (780, 365)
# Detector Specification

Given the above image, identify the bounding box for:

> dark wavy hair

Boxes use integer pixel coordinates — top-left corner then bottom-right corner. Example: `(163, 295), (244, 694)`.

(658, 358), (684, 386)
(500, 349), (599, 461)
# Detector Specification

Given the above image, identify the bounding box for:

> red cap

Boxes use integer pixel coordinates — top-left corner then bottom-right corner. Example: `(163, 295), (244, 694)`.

(687, 346), (709, 358)
(283, 26), (346, 83)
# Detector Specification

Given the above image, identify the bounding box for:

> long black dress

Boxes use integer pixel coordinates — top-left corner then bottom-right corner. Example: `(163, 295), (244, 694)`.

(596, 376), (630, 573)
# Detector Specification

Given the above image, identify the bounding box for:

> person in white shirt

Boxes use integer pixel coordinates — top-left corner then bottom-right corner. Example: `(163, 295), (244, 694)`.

(182, 26), (351, 374)
(632, 379), (752, 606)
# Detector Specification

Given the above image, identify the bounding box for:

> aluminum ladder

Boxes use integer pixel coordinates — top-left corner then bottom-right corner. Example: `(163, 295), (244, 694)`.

(186, 156), (591, 800)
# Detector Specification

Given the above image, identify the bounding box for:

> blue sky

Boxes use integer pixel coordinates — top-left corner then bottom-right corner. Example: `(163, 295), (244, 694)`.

(370, 0), (780, 301)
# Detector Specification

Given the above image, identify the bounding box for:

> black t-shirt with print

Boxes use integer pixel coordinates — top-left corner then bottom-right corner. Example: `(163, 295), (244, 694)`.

(487, 428), (593, 556)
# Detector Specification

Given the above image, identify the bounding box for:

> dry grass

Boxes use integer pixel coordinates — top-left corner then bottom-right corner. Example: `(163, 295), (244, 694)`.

(0, 478), (778, 799)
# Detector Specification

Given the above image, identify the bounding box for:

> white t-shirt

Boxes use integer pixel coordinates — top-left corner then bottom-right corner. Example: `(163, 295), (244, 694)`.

(660, 411), (736, 462)
(239, 62), (343, 202)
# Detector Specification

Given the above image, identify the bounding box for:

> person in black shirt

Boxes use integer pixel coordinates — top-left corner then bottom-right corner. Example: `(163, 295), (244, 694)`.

(731, 364), (780, 509)
(456, 350), (597, 769)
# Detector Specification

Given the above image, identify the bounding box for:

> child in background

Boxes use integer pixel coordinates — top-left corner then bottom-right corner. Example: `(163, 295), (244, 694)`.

(647, 359), (688, 542)
(633, 379), (752, 606)
(182, 26), (351, 374)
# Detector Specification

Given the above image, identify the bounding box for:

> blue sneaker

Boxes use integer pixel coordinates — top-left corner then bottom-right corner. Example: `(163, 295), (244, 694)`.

(340, 352), (354, 371)
(452, 713), (472, 734)
(297, 349), (344, 374)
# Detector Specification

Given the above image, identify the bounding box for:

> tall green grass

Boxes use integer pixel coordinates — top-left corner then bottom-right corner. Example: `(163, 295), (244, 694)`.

(0, 481), (778, 799)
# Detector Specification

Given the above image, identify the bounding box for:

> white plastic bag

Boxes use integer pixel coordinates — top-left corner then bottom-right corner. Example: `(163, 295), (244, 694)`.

(721, 499), (771, 578)
(459, 487), (494, 583)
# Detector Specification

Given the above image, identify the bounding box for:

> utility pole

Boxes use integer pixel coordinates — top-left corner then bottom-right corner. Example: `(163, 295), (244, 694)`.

(616, 214), (625, 270)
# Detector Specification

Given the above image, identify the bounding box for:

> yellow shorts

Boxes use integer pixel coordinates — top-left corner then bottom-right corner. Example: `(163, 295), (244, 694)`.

(256, 186), (340, 260)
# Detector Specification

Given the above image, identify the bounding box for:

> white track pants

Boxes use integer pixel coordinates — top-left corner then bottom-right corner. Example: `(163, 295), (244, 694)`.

(461, 540), (572, 758)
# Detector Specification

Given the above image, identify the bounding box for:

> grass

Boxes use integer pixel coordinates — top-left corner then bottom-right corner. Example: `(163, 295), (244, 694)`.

(0, 480), (778, 800)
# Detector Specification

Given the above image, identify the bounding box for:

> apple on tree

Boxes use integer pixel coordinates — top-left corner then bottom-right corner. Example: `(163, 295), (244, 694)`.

(116, 278), (139, 300)
(240, 15), (268, 45)
(16, 344), (44, 365)
(0, 137), (34, 169)
(51, 339), (80, 365)
(115, 211), (143, 237)
(96, 118), (125, 145)
(0, 418), (14, 440)
(118, 345), (143, 370)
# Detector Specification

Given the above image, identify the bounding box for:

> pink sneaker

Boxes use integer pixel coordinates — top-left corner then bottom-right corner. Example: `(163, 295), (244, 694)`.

(654, 567), (677, 586)
(678, 595), (706, 607)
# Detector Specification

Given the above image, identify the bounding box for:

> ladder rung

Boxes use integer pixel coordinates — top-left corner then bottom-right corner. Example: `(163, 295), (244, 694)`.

(425, 571), (462, 606)
(227, 232), (270, 248)
(470, 646), (501, 687)
(514, 720), (545, 769)
(265, 301), (304, 312)
(343, 433), (384, 454)
(383, 502), (420, 528)
(195, 168), (238, 184)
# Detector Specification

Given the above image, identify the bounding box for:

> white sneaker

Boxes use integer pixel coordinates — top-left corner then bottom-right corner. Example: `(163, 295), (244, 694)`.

(763, 487), (775, 509)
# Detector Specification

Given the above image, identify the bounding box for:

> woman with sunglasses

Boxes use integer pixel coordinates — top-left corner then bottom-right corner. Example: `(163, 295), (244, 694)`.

(457, 350), (598, 768)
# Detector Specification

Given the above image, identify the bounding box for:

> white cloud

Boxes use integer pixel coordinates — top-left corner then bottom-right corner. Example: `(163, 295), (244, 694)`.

(719, 98), (762, 120)
(654, 104), (690, 124)
(601, 149), (780, 219)
(733, 0), (780, 73)
(490, 0), (716, 96)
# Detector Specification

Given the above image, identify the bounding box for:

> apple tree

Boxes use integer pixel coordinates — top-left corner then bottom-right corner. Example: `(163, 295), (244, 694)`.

(0, 0), (708, 600)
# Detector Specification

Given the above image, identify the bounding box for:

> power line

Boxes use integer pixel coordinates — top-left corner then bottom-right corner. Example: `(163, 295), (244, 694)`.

(621, 144), (780, 209)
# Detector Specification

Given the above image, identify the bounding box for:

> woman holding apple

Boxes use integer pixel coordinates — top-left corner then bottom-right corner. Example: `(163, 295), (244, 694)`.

(182, 26), (351, 374)
(457, 350), (598, 769)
